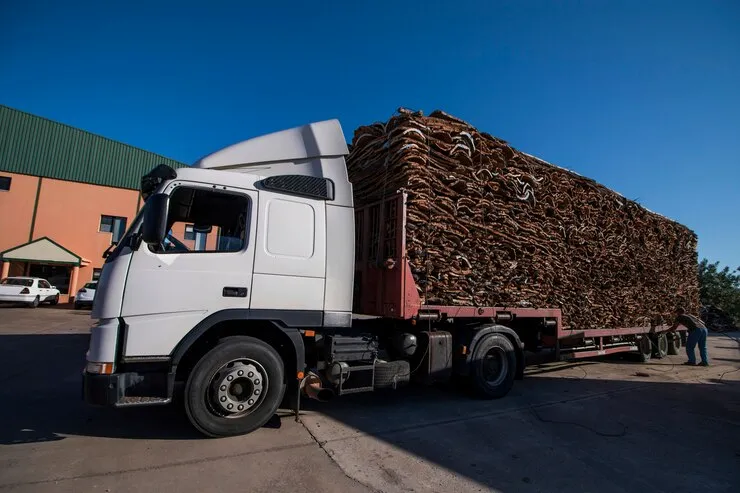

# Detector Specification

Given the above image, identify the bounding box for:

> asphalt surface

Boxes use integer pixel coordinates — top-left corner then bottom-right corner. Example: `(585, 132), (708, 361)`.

(1, 306), (739, 492)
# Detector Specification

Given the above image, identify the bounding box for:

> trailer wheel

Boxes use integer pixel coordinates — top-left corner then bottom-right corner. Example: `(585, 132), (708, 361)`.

(637, 336), (652, 362)
(184, 336), (285, 438)
(652, 333), (668, 359)
(667, 333), (681, 355)
(470, 334), (516, 399)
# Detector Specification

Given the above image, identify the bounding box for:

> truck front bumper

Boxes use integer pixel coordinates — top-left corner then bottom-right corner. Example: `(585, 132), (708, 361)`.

(82, 371), (122, 406)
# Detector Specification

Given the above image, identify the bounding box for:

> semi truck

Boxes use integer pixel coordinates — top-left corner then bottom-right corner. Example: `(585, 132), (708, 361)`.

(83, 119), (686, 437)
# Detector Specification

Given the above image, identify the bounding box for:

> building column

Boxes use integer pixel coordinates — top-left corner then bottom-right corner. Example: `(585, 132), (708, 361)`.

(69, 265), (80, 302)
(1, 261), (9, 279)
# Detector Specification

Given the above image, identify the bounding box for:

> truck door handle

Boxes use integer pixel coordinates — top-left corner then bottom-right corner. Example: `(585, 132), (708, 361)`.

(223, 287), (248, 298)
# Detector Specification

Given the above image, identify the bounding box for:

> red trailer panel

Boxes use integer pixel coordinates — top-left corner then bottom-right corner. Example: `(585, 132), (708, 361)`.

(354, 192), (564, 322)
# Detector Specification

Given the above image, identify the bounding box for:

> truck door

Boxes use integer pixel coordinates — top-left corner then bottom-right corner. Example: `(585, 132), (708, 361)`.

(121, 183), (258, 357)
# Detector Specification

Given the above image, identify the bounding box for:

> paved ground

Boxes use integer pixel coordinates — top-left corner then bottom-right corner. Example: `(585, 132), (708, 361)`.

(0, 306), (738, 493)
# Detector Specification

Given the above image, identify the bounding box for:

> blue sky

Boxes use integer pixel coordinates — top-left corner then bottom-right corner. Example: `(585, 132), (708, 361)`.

(1, 1), (738, 268)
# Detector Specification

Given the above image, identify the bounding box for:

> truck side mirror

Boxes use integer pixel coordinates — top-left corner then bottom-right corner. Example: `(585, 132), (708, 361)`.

(142, 193), (170, 245)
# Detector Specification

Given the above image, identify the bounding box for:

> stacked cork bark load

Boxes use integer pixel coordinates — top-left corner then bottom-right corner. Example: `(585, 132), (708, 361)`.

(346, 108), (699, 330)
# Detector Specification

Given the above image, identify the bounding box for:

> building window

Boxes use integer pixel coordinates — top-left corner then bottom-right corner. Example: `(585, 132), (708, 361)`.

(100, 215), (127, 243)
(184, 224), (195, 241)
(0, 176), (10, 191)
(92, 268), (102, 281)
(183, 224), (207, 250)
(194, 231), (208, 251)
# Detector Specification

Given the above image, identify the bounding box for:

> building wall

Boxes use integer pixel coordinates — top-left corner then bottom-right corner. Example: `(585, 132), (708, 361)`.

(0, 172), (38, 252)
(1, 172), (224, 301)
(1, 171), (141, 296)
(32, 177), (140, 284)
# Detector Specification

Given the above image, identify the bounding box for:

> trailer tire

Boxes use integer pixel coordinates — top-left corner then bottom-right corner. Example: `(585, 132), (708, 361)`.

(637, 336), (652, 362)
(652, 333), (668, 359)
(184, 336), (285, 438)
(667, 333), (681, 355)
(374, 360), (411, 389)
(470, 334), (516, 399)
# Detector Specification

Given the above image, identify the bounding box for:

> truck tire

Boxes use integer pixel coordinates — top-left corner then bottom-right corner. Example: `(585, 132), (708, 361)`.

(374, 360), (411, 389)
(637, 336), (651, 362)
(652, 333), (668, 359)
(470, 334), (516, 399)
(184, 336), (285, 438)
(667, 333), (681, 355)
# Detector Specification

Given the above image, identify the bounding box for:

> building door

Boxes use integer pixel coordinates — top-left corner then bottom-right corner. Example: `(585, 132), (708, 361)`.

(29, 264), (71, 294)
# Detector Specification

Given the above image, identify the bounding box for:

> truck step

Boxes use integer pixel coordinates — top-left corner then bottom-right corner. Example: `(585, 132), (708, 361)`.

(338, 386), (374, 394)
(116, 396), (171, 407)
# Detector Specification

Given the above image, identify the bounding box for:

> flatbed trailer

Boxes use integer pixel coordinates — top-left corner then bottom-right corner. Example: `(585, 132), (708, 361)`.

(352, 191), (685, 366)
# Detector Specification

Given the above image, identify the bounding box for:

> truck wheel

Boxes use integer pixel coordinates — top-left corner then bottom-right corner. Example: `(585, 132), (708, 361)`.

(184, 336), (285, 438)
(470, 334), (516, 399)
(637, 336), (651, 362)
(652, 334), (668, 359)
(667, 333), (681, 355)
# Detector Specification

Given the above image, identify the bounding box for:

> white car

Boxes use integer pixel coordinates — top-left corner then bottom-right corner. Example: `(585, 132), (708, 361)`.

(74, 281), (98, 309)
(0, 277), (60, 308)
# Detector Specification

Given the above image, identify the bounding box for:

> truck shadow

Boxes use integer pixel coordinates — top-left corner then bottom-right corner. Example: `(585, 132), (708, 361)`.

(299, 371), (740, 492)
(1, 332), (739, 492)
(0, 334), (201, 443)
(0, 332), (289, 444)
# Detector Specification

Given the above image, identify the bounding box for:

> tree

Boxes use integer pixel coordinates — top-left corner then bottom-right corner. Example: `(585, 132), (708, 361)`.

(697, 259), (740, 324)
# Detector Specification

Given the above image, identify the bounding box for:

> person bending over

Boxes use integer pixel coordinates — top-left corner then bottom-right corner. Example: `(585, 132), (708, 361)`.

(669, 307), (709, 366)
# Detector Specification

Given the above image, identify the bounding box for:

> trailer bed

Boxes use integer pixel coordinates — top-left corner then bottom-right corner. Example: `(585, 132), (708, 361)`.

(353, 192), (685, 361)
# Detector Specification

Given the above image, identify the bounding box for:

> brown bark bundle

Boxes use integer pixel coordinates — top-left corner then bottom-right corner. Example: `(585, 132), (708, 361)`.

(347, 109), (699, 329)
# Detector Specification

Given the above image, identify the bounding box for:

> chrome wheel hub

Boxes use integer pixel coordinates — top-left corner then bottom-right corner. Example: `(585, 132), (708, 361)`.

(210, 359), (267, 417)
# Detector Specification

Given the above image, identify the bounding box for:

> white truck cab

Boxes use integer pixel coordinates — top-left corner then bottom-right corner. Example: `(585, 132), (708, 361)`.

(84, 120), (357, 436)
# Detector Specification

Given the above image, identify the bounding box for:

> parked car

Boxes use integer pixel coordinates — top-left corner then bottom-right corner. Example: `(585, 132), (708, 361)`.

(74, 281), (98, 309)
(0, 277), (60, 308)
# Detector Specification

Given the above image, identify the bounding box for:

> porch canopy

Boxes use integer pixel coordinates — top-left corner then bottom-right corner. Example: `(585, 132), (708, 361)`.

(0, 237), (85, 267)
(1, 238), (90, 299)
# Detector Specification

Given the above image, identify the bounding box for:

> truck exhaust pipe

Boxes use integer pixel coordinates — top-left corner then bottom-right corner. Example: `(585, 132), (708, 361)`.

(301, 371), (335, 402)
